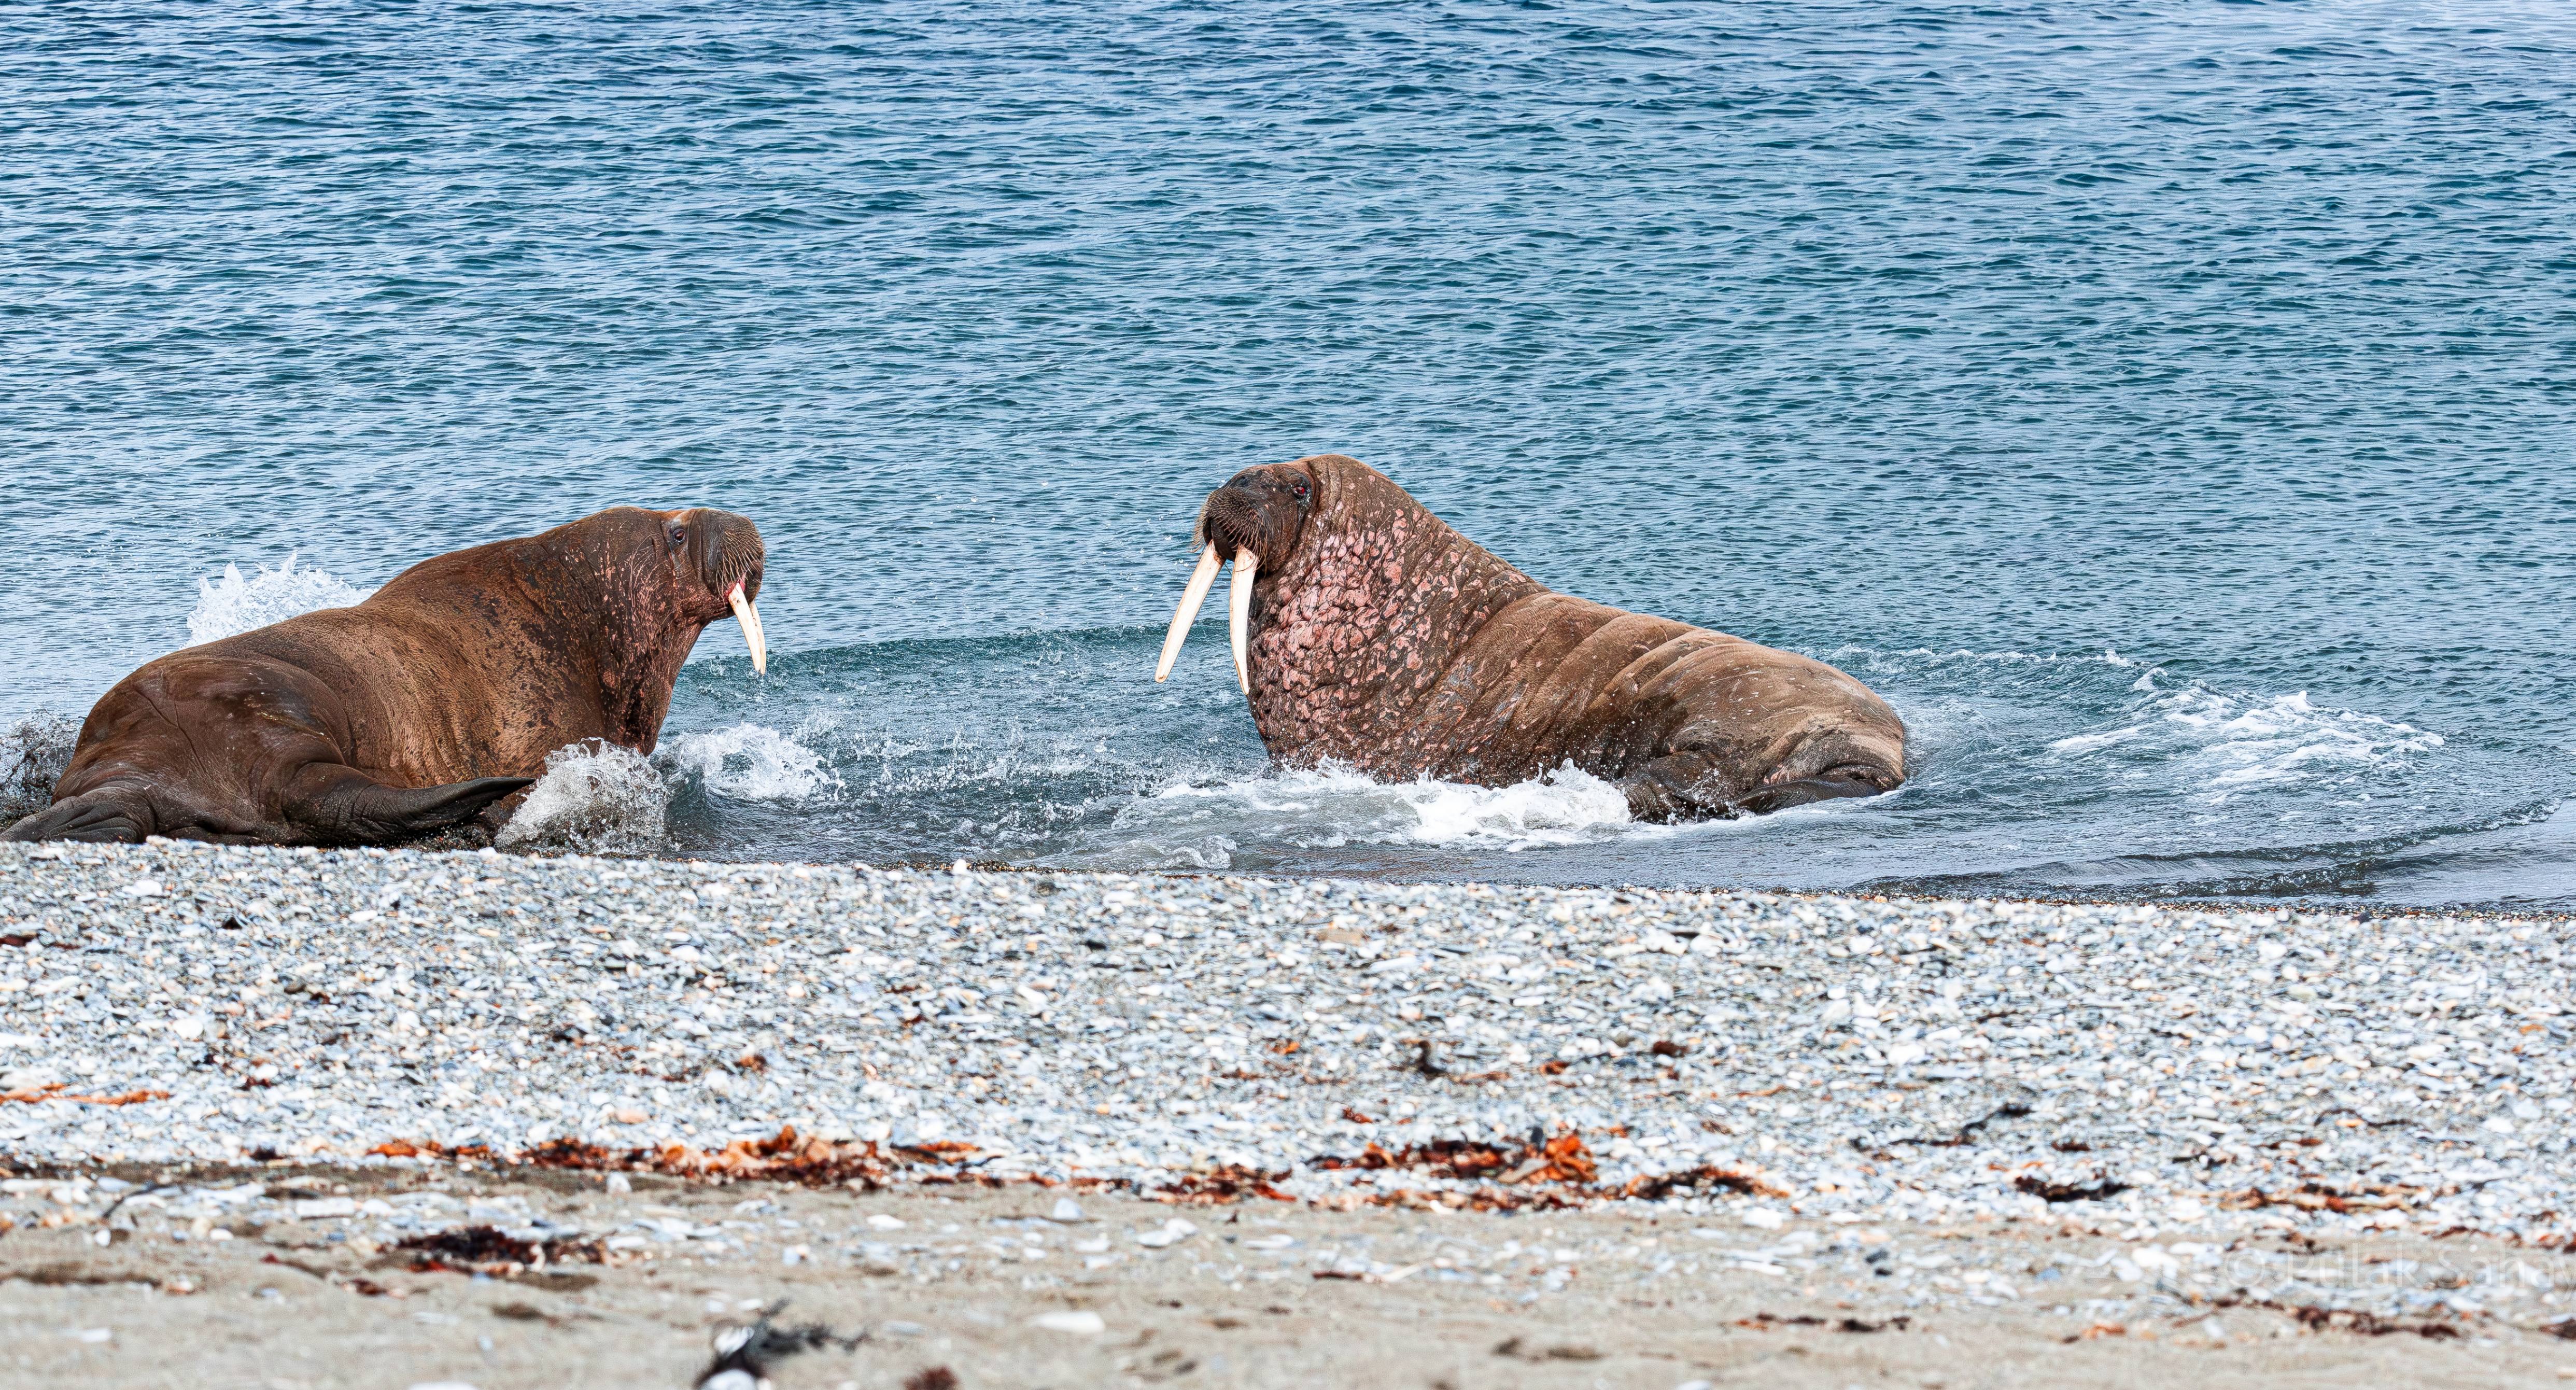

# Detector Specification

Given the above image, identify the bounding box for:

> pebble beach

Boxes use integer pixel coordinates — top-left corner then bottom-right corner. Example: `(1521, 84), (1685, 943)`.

(6, 840), (2576, 1384)
(4, 840), (2573, 1235)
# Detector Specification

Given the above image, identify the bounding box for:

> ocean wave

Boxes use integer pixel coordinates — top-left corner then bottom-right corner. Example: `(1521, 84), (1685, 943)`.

(1827, 644), (2148, 670)
(492, 723), (847, 853)
(187, 554), (373, 647)
(2045, 726), (2147, 756)
(2176, 690), (2441, 791)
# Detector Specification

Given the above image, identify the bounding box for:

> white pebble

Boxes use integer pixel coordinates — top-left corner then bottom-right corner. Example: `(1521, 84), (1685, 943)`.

(1032, 1311), (1105, 1335)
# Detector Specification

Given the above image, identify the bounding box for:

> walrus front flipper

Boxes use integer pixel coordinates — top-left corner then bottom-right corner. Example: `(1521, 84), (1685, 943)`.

(1, 789), (156, 844)
(286, 767), (537, 846)
(1620, 742), (1901, 822)
(5, 779), (277, 845)
(1618, 750), (1744, 824)
(1735, 771), (1892, 816)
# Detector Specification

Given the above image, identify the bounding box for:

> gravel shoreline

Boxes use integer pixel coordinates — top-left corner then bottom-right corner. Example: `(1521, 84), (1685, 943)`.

(4, 840), (2573, 1272)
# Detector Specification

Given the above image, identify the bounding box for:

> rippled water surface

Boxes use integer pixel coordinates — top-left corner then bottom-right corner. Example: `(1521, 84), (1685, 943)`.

(6, 3), (2572, 906)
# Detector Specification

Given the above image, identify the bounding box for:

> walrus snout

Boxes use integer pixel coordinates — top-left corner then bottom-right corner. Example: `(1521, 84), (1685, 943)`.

(1196, 489), (1265, 568)
(1738, 728), (1906, 815)
(1192, 464), (1313, 573)
(675, 508), (765, 604)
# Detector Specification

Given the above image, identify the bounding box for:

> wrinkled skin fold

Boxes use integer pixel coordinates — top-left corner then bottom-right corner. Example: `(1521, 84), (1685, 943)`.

(1160, 455), (1906, 820)
(4, 507), (766, 846)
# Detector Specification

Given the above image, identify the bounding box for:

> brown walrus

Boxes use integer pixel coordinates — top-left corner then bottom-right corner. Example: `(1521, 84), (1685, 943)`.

(1154, 455), (1905, 819)
(4, 507), (767, 846)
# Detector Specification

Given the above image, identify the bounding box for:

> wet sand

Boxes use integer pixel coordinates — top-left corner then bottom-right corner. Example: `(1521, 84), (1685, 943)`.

(4, 1163), (2571, 1389)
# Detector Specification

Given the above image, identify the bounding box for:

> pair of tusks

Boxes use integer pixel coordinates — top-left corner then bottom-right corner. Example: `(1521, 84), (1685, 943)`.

(1152, 543), (1256, 694)
(728, 580), (768, 675)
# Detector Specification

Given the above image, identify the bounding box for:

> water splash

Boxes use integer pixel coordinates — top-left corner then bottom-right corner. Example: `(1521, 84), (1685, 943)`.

(496, 741), (667, 853)
(187, 554), (373, 647)
(656, 723), (841, 802)
(0, 714), (79, 823)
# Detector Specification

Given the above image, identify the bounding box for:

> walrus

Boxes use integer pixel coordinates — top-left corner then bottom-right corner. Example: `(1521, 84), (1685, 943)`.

(4, 507), (767, 846)
(1153, 455), (1905, 819)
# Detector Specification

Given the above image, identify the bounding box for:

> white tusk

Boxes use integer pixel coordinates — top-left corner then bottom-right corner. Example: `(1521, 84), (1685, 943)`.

(1228, 546), (1256, 696)
(1154, 543), (1223, 682)
(728, 581), (767, 676)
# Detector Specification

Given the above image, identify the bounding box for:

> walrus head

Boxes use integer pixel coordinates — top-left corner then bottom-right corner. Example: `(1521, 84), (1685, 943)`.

(555, 506), (769, 679)
(1155, 461), (1319, 692)
(1194, 461), (1317, 574)
(1156, 456), (1529, 704)
(651, 506), (769, 673)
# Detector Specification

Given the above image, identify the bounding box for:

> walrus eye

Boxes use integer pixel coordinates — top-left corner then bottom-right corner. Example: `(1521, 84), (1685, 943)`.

(667, 525), (686, 546)
(1290, 480), (1308, 500)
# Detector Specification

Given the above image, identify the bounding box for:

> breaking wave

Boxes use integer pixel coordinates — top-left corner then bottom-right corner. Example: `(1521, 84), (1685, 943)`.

(187, 554), (374, 646)
(489, 724), (844, 857)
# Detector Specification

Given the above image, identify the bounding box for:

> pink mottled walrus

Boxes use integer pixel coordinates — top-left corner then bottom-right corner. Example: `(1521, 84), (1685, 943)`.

(1154, 455), (1905, 819)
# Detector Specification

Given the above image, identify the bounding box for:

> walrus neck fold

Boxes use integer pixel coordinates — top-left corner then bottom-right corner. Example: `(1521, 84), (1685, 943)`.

(1245, 456), (1542, 764)
(506, 519), (712, 756)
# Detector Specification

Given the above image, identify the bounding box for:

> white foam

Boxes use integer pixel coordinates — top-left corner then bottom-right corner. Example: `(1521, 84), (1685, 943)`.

(1383, 766), (1638, 845)
(2049, 683), (2440, 798)
(655, 723), (840, 802)
(2047, 726), (2146, 755)
(2172, 689), (2440, 792)
(495, 741), (666, 853)
(1829, 644), (2144, 669)
(1113, 762), (1641, 867)
(186, 554), (374, 647)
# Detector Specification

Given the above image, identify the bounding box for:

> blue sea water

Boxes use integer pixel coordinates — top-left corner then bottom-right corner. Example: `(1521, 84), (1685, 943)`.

(4, 2), (2572, 907)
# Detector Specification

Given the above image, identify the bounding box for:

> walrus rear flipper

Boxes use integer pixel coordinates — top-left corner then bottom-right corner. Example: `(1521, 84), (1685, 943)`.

(1, 790), (156, 844)
(289, 768), (537, 846)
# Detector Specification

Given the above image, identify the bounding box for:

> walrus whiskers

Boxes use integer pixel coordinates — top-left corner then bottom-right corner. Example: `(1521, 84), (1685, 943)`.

(1227, 546), (1256, 695)
(728, 580), (768, 675)
(1154, 542), (1223, 682)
